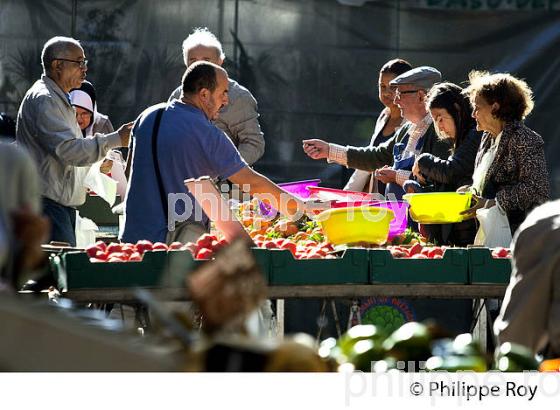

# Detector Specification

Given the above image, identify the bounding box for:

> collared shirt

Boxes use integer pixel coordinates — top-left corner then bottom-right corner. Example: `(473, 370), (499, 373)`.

(394, 114), (432, 186)
(16, 75), (122, 207)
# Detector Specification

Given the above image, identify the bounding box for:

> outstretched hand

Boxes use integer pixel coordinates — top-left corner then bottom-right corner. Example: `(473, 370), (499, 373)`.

(302, 139), (329, 160)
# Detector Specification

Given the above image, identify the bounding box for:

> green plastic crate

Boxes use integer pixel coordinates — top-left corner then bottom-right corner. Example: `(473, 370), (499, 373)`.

(53, 250), (169, 290)
(268, 248), (369, 285)
(165, 250), (205, 287)
(468, 247), (512, 284)
(166, 248), (270, 284)
(369, 248), (469, 284)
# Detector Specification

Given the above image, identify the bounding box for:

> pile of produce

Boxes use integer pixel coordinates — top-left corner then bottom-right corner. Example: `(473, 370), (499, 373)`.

(319, 322), (541, 372)
(85, 240), (185, 262)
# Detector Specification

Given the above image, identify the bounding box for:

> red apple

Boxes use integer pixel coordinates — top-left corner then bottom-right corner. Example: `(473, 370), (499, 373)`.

(94, 250), (108, 261)
(152, 242), (168, 251)
(106, 242), (123, 254)
(86, 244), (100, 258)
(168, 241), (184, 250)
(136, 240), (154, 254)
(196, 234), (217, 249)
(196, 248), (214, 260)
(95, 240), (107, 252)
(128, 252), (142, 262)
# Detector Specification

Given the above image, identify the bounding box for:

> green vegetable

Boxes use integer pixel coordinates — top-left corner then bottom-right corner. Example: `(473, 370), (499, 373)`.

(361, 305), (406, 336)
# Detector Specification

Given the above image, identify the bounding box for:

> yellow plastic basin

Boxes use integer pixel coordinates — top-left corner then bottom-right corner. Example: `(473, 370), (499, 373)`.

(403, 192), (472, 224)
(317, 206), (394, 245)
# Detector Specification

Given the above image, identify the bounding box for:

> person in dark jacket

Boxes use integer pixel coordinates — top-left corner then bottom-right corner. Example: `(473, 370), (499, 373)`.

(303, 66), (452, 200)
(460, 71), (549, 235)
(404, 82), (482, 245)
(344, 58), (412, 195)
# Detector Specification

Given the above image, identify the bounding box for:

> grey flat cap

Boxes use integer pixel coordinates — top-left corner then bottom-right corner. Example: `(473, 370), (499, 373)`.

(390, 66), (442, 90)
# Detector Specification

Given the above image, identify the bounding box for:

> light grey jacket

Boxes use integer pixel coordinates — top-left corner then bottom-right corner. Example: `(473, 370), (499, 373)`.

(169, 78), (265, 165)
(495, 199), (560, 357)
(16, 75), (122, 207)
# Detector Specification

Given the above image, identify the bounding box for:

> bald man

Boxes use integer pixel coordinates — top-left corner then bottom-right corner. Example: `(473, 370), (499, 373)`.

(16, 36), (132, 246)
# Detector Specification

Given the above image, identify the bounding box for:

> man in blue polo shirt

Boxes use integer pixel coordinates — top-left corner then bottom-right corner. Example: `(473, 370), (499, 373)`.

(122, 61), (306, 243)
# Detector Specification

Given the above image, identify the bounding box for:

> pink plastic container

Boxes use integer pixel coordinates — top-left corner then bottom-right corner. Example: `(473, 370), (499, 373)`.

(278, 179), (321, 199)
(259, 179), (321, 217)
(307, 186), (375, 202)
(332, 200), (409, 240)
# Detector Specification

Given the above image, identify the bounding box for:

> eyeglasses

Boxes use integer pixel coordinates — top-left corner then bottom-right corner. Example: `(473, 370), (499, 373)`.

(394, 89), (420, 99)
(55, 58), (88, 69)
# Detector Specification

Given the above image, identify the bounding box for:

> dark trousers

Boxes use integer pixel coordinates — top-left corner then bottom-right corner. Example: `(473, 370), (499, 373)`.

(42, 197), (77, 246)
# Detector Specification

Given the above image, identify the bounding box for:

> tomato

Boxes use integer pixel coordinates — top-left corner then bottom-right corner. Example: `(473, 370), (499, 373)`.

(196, 234), (217, 249)
(390, 249), (407, 258)
(106, 242), (123, 254)
(196, 248), (214, 260)
(411, 253), (428, 259)
(152, 242), (168, 251)
(280, 241), (297, 255)
(168, 241), (184, 250)
(136, 240), (154, 254)
(94, 250), (108, 261)
(408, 243), (423, 257)
(95, 241), (107, 252)
(263, 240), (278, 249)
(89, 258), (107, 263)
(311, 248), (328, 257)
(86, 244), (100, 258)
(121, 244), (136, 256)
(492, 247), (510, 258)
(218, 238), (229, 248)
(306, 251), (323, 259)
(428, 247), (444, 259)
(107, 252), (128, 262)
(128, 252), (143, 262)
(274, 238), (287, 248)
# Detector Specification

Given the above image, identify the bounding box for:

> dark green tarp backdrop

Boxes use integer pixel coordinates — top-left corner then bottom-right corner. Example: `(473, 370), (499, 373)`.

(1, 0), (559, 195)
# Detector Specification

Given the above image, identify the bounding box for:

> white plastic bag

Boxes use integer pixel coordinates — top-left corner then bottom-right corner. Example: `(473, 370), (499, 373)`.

(75, 213), (99, 248)
(474, 204), (512, 248)
(83, 160), (118, 206)
(106, 150), (128, 199)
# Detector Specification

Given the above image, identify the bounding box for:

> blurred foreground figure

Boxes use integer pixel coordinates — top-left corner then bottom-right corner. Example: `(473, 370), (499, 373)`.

(495, 200), (560, 358)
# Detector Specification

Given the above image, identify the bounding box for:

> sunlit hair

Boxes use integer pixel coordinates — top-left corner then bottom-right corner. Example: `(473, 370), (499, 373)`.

(465, 70), (534, 122)
(41, 36), (81, 75)
(182, 27), (225, 66)
(426, 82), (475, 147)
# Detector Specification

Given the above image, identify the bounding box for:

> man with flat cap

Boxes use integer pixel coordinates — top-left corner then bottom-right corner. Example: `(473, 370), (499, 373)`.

(303, 66), (451, 200)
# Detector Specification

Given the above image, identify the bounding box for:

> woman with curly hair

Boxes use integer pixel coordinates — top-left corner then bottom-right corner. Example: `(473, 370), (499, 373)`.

(461, 71), (550, 235)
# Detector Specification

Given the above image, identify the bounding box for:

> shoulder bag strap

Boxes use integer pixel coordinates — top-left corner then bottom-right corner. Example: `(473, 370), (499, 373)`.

(150, 107), (168, 221)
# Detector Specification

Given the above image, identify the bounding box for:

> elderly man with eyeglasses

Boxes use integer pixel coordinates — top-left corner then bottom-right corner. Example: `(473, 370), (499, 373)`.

(304, 66), (451, 200)
(16, 36), (133, 246)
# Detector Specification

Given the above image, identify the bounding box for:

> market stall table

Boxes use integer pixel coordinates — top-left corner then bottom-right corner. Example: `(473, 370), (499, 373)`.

(62, 283), (507, 351)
